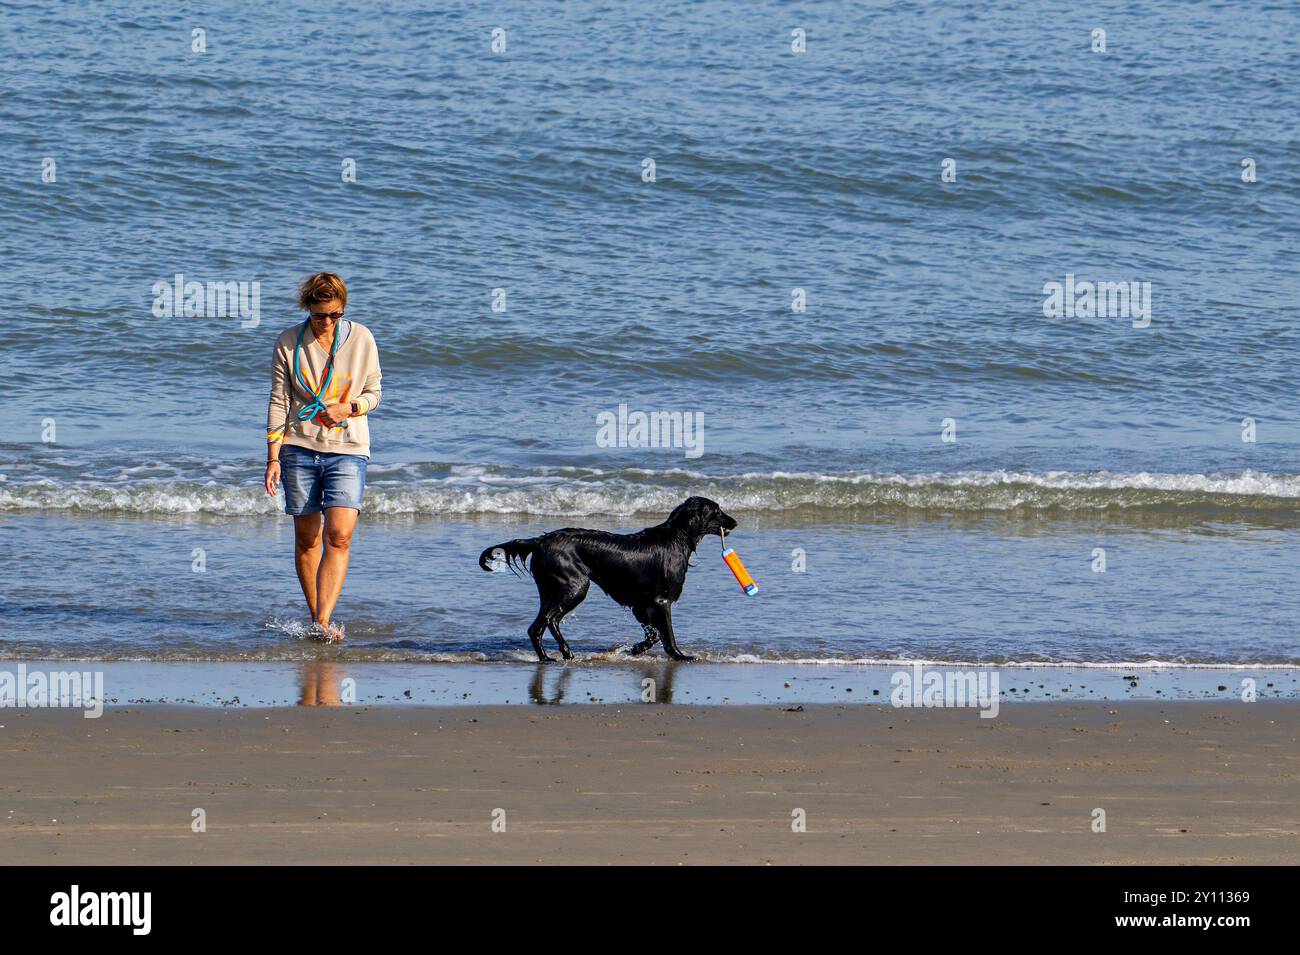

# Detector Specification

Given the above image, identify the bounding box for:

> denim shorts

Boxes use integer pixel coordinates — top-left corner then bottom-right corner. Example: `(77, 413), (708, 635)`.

(280, 444), (368, 515)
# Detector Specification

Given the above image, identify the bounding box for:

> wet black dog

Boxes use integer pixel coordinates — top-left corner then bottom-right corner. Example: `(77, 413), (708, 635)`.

(478, 496), (737, 662)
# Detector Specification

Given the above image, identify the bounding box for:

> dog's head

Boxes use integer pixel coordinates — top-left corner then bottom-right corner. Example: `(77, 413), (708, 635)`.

(667, 496), (738, 546)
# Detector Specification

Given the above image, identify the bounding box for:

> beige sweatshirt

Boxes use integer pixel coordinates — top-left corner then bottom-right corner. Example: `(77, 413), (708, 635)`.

(266, 320), (382, 458)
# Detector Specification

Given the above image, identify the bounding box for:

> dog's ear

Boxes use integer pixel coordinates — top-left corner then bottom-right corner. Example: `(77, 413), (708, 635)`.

(668, 497), (707, 538)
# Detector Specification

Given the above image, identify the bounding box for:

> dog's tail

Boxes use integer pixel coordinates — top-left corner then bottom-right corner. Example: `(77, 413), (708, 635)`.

(478, 537), (541, 576)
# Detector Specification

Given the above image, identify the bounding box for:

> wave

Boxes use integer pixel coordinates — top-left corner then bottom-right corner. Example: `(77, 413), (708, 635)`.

(3, 465), (1300, 519)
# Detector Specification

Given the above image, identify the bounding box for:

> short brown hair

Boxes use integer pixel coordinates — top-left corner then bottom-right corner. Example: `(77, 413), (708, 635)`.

(297, 272), (348, 310)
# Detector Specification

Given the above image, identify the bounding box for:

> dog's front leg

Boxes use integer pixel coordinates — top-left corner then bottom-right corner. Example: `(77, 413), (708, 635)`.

(653, 601), (694, 661)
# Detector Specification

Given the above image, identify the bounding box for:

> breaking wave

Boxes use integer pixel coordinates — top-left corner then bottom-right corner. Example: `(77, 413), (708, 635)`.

(4, 464), (1300, 519)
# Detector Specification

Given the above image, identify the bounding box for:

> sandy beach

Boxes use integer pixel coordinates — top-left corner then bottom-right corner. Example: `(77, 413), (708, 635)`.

(2, 701), (1296, 865)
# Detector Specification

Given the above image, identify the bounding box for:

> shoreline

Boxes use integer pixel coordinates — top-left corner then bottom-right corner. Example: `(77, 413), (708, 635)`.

(1, 660), (1297, 709)
(2, 701), (1296, 865)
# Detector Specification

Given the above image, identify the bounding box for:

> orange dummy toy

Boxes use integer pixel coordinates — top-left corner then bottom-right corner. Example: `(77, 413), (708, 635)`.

(720, 529), (758, 596)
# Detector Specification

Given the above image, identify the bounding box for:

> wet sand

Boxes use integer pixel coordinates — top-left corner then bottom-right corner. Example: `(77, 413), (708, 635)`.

(2, 702), (1297, 864)
(7, 659), (1297, 707)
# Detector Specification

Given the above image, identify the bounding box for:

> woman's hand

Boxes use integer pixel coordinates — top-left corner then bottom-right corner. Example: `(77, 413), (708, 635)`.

(316, 402), (352, 428)
(264, 460), (281, 496)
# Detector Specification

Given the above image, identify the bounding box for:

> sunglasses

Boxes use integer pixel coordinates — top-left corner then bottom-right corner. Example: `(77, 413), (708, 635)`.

(308, 310), (345, 321)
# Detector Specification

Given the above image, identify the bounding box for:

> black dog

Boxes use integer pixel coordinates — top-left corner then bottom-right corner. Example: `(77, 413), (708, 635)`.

(478, 497), (737, 662)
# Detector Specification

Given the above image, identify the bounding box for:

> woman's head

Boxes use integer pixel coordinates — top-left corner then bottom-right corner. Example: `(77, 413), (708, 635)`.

(298, 272), (348, 336)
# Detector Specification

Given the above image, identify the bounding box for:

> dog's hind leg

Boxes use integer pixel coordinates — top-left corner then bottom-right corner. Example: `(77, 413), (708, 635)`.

(629, 604), (661, 656)
(547, 618), (573, 660)
(526, 610), (555, 662)
(546, 582), (589, 661)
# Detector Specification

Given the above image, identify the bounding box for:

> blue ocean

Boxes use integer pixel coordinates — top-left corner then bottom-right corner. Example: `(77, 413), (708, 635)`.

(3, 0), (1299, 666)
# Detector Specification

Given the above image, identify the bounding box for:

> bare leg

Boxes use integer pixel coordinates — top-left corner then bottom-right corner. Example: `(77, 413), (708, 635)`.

(314, 507), (358, 634)
(293, 514), (323, 620)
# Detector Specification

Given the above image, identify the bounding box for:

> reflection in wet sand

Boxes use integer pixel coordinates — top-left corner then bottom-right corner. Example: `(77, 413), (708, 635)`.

(529, 664), (572, 704)
(639, 663), (679, 704)
(528, 660), (684, 704)
(299, 660), (344, 706)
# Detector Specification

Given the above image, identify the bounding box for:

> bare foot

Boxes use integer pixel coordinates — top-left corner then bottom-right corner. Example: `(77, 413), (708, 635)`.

(308, 621), (345, 643)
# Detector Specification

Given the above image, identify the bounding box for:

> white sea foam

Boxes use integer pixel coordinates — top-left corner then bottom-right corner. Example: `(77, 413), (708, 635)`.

(3, 467), (1298, 516)
(7, 462), (1300, 514)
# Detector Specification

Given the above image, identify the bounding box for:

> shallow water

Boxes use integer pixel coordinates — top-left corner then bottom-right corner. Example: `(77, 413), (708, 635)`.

(5, 510), (1298, 665)
(2, 1), (1298, 666)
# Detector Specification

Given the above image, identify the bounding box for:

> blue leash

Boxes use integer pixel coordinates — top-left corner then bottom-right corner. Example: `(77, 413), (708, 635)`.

(292, 319), (347, 429)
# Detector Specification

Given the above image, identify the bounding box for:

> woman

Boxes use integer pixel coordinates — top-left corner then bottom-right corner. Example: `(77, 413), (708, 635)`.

(264, 272), (382, 641)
